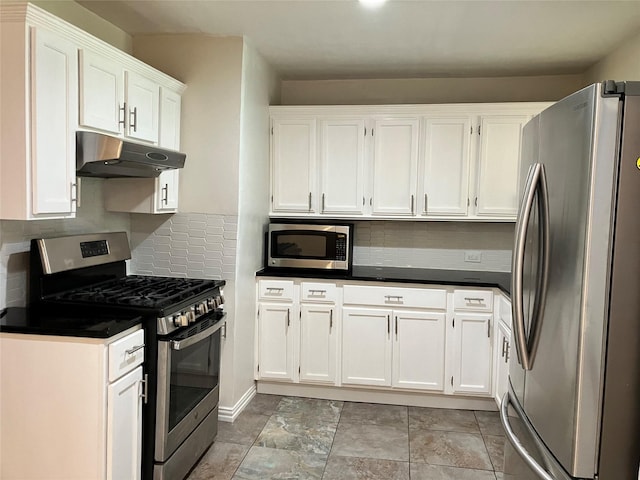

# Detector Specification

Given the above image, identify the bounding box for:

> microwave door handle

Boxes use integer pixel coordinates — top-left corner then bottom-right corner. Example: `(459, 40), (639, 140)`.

(501, 390), (554, 480)
(170, 318), (225, 350)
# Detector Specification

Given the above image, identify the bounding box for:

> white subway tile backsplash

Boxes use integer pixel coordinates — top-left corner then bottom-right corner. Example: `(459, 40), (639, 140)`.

(129, 212), (237, 282)
(352, 221), (514, 272)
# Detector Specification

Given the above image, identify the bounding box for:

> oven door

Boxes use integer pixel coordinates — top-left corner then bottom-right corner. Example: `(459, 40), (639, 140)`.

(154, 313), (224, 462)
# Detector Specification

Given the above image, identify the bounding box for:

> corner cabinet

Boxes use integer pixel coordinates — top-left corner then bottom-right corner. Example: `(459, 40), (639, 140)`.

(0, 327), (144, 479)
(269, 103), (550, 222)
(0, 16), (78, 220)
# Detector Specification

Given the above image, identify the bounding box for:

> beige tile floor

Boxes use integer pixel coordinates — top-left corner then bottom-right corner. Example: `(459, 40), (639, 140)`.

(186, 394), (506, 480)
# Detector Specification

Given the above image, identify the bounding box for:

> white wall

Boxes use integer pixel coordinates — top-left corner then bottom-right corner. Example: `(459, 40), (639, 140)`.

(133, 35), (244, 216)
(280, 74), (585, 105)
(229, 39), (281, 410)
(584, 30), (640, 83)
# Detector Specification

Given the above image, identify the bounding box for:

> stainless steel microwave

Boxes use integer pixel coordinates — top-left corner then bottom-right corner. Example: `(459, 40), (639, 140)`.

(267, 223), (352, 271)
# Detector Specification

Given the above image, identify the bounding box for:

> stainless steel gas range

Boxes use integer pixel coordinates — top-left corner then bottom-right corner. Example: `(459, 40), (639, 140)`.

(29, 232), (226, 480)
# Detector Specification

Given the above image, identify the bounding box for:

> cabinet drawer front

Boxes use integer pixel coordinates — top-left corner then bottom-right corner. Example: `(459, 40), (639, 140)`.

(343, 285), (447, 309)
(301, 282), (337, 303)
(453, 289), (493, 311)
(109, 329), (145, 382)
(258, 280), (295, 301)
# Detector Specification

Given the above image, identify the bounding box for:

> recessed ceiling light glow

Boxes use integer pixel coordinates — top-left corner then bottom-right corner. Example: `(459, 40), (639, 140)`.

(359, 0), (387, 8)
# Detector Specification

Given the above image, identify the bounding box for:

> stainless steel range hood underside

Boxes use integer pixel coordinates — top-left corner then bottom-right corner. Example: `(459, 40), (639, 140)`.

(76, 131), (186, 178)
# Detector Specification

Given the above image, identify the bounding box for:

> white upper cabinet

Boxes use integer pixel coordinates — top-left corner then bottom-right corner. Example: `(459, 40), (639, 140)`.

(420, 116), (472, 216)
(475, 115), (530, 217)
(271, 117), (317, 214)
(125, 70), (160, 143)
(0, 17), (78, 220)
(319, 118), (366, 214)
(80, 51), (160, 144)
(269, 103), (548, 221)
(79, 51), (123, 134)
(371, 117), (420, 216)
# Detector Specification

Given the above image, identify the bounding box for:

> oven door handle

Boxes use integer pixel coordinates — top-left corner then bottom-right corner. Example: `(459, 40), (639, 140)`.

(170, 319), (225, 351)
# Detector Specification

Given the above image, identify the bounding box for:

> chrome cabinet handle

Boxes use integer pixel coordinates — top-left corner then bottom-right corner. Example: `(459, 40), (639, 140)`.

(387, 315), (390, 335)
(266, 287), (284, 293)
(125, 344), (145, 355)
(410, 194), (415, 214)
(140, 373), (148, 404)
(395, 316), (398, 337)
(162, 184), (169, 205)
(287, 308), (290, 327)
(501, 390), (554, 480)
(423, 193), (428, 215)
(322, 193), (325, 212)
(464, 297), (485, 303)
(329, 309), (333, 330)
(71, 182), (78, 203)
(308, 289), (326, 295)
(130, 106), (138, 132)
(308, 192), (312, 211)
(384, 295), (403, 302)
(118, 102), (126, 129)
(501, 336), (507, 358)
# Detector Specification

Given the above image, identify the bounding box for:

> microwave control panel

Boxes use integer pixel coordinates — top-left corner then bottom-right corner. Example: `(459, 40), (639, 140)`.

(336, 234), (347, 260)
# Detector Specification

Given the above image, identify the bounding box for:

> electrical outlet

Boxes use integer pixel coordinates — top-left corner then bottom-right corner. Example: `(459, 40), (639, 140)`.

(464, 250), (482, 263)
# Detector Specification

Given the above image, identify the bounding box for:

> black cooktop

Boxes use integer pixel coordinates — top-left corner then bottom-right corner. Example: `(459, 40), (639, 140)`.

(47, 275), (224, 310)
(0, 307), (143, 338)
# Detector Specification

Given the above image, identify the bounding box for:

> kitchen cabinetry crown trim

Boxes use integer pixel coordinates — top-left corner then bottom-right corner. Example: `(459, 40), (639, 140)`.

(0, 3), (185, 93)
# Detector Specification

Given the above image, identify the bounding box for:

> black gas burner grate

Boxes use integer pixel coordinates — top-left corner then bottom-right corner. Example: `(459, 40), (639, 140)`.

(49, 275), (218, 310)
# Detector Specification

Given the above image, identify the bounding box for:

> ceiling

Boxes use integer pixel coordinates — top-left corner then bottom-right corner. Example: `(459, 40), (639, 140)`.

(77, 0), (640, 80)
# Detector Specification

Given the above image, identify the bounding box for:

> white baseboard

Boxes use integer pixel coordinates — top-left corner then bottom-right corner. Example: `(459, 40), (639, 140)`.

(256, 381), (498, 411)
(218, 384), (257, 422)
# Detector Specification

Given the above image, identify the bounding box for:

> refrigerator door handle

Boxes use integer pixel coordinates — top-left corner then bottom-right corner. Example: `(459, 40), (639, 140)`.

(501, 390), (555, 480)
(528, 164), (551, 366)
(511, 162), (550, 371)
(512, 164), (540, 369)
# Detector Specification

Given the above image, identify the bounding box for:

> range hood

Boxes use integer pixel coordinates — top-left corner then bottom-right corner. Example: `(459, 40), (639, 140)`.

(76, 131), (186, 178)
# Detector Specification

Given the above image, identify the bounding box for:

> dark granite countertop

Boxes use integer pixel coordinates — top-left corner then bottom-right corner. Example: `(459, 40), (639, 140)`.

(257, 265), (511, 295)
(0, 307), (143, 338)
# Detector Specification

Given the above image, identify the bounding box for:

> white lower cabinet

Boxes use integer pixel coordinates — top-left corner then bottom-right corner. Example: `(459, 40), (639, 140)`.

(450, 312), (493, 395)
(257, 302), (298, 381)
(0, 327), (144, 480)
(494, 295), (512, 406)
(255, 278), (501, 403)
(300, 304), (338, 384)
(342, 307), (393, 386)
(393, 309), (447, 391)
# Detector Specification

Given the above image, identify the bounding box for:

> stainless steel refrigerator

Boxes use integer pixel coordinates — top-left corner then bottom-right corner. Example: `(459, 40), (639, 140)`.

(501, 81), (640, 480)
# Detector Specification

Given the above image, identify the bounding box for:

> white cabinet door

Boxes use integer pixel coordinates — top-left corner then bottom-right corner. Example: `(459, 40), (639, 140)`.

(271, 117), (317, 213)
(155, 88), (181, 211)
(257, 302), (297, 381)
(299, 304), (337, 384)
(421, 117), (472, 216)
(154, 170), (179, 212)
(342, 307), (392, 386)
(475, 115), (529, 217)
(392, 310), (446, 391)
(125, 70), (159, 143)
(107, 365), (142, 480)
(451, 312), (493, 395)
(319, 118), (366, 214)
(79, 49), (123, 134)
(31, 27), (78, 217)
(494, 320), (511, 407)
(371, 118), (419, 215)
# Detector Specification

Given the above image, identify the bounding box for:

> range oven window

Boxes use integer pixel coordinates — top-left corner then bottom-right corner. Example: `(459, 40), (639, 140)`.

(168, 327), (221, 431)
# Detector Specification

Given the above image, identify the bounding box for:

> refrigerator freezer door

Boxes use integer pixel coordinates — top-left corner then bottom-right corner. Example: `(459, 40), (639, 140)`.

(501, 387), (572, 480)
(520, 84), (620, 477)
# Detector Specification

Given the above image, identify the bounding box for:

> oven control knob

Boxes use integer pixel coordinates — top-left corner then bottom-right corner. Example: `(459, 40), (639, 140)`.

(172, 315), (181, 327)
(186, 310), (196, 324)
(175, 314), (188, 327)
(196, 302), (209, 315)
(217, 294), (225, 307)
(207, 298), (217, 309)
